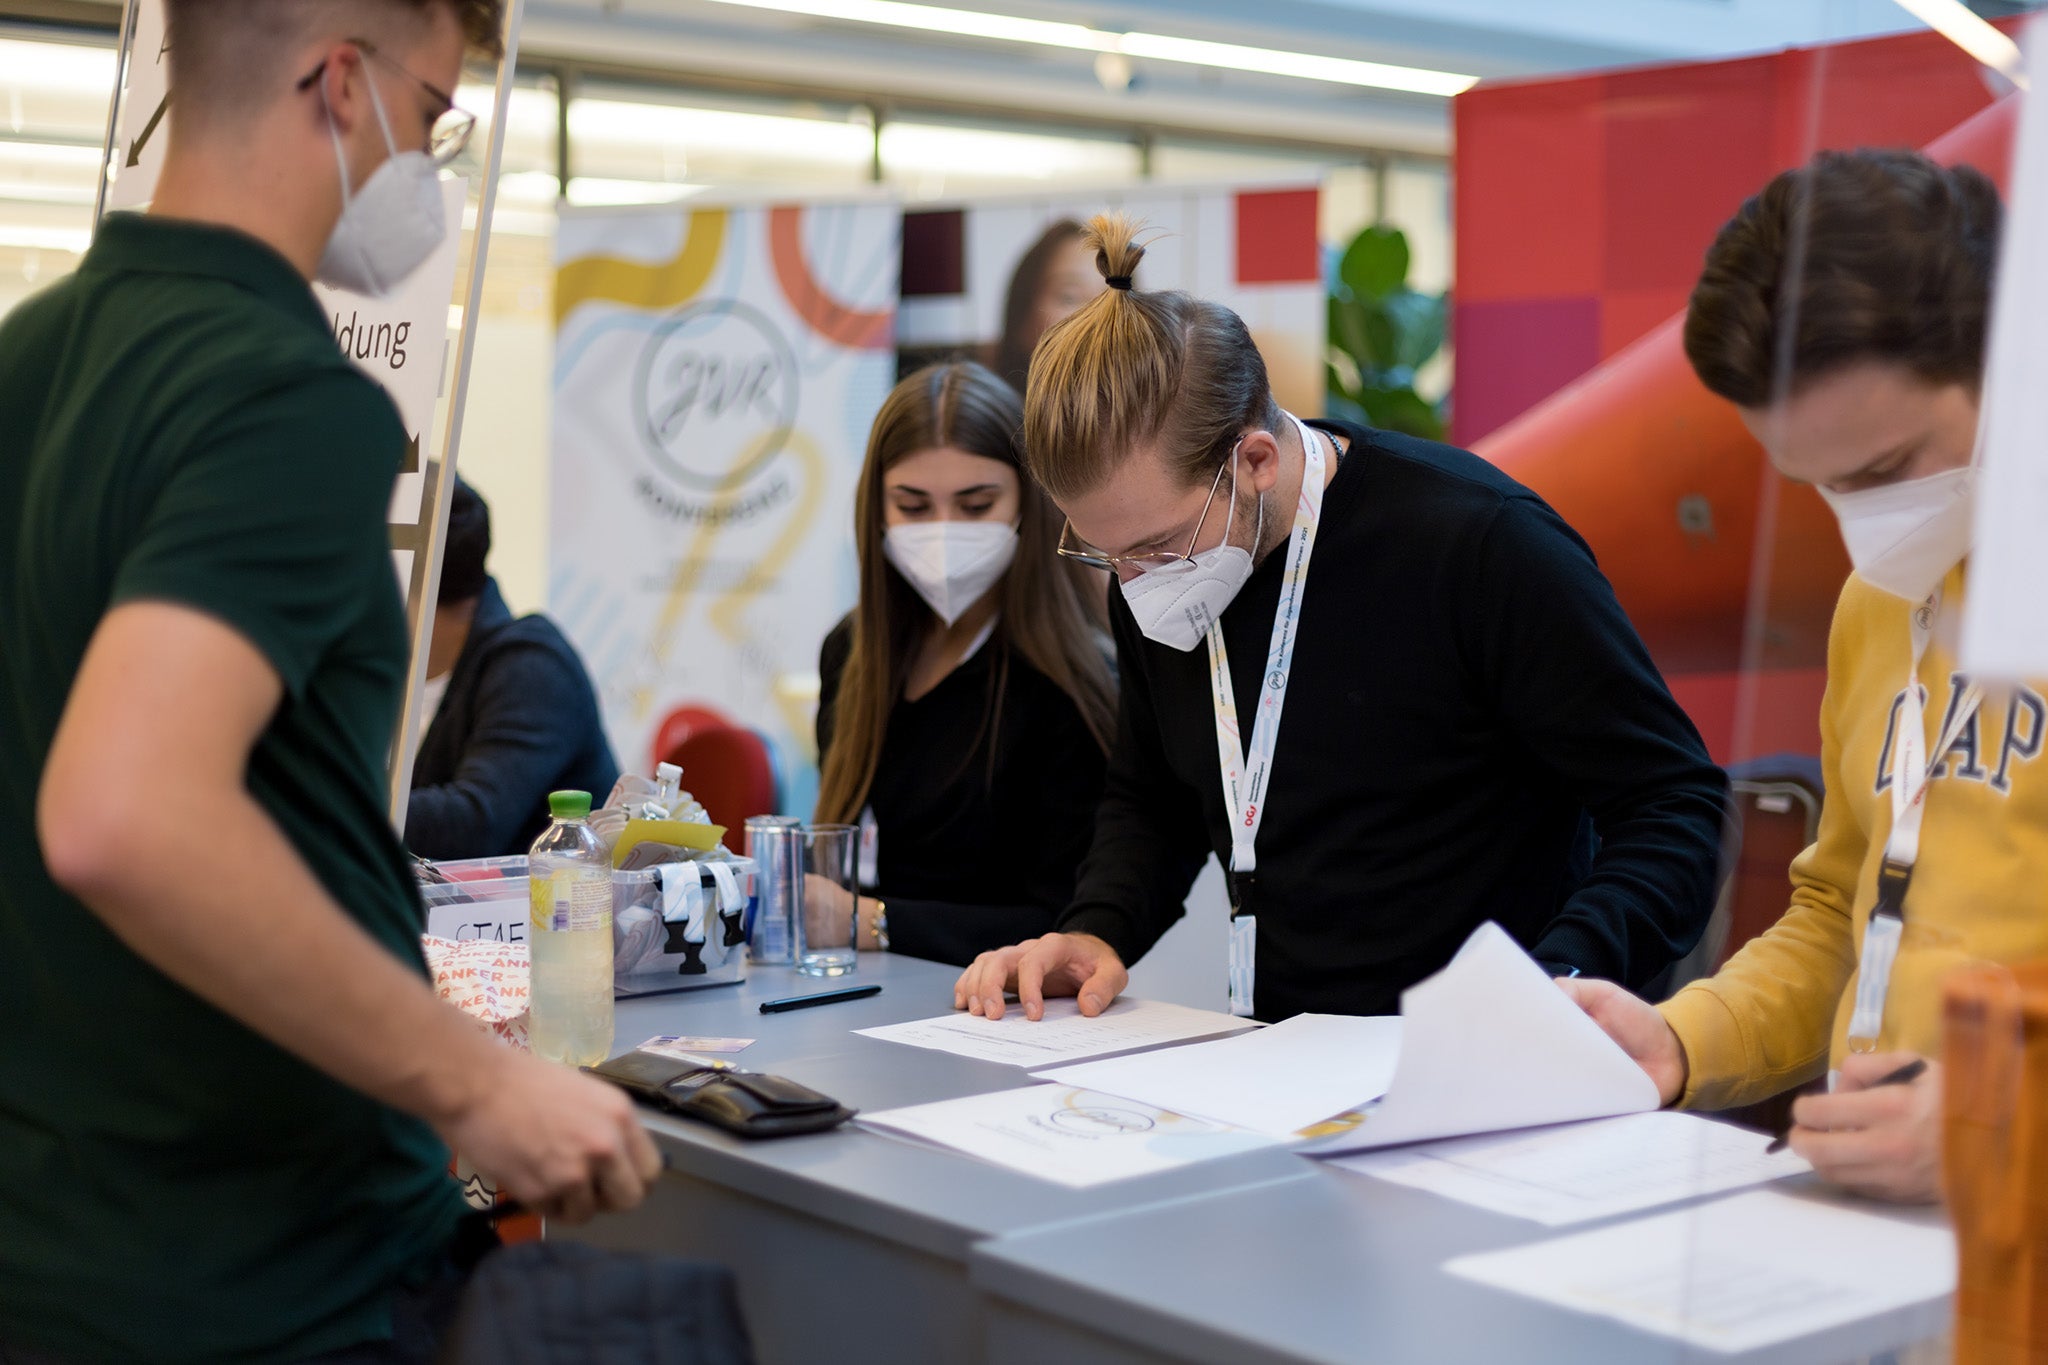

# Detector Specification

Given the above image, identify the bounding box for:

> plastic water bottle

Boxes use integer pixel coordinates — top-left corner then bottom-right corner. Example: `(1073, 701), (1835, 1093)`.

(528, 790), (614, 1065)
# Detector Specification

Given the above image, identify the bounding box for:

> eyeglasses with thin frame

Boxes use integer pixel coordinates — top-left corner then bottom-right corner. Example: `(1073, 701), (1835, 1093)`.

(295, 38), (477, 168)
(1057, 437), (1244, 572)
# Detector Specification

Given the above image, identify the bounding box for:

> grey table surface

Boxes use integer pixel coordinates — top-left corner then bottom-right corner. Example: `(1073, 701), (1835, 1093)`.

(590, 951), (1948, 1365)
(601, 950), (1311, 1265)
(970, 1161), (1952, 1365)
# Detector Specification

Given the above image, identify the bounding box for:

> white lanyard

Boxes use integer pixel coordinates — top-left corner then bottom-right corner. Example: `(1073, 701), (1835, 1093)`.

(1846, 589), (1983, 1050)
(1206, 415), (1329, 877)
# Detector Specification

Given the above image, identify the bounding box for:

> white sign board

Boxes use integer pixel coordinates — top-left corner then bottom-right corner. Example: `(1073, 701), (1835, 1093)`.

(424, 891), (528, 945)
(104, 0), (169, 214)
(314, 177), (466, 607)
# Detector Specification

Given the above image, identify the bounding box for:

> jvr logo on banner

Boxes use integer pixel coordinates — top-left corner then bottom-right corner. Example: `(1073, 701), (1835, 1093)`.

(551, 199), (898, 803)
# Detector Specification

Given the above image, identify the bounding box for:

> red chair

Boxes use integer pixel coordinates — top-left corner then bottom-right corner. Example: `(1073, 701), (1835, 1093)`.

(648, 705), (732, 773)
(656, 725), (779, 843)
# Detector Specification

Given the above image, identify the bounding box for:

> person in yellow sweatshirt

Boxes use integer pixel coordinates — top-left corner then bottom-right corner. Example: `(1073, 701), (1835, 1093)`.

(1563, 148), (2037, 1204)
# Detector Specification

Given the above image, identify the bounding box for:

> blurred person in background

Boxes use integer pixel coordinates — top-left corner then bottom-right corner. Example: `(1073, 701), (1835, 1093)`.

(407, 477), (618, 861)
(1566, 149), (2035, 1205)
(993, 219), (1115, 626)
(990, 218), (1105, 393)
(815, 362), (1115, 966)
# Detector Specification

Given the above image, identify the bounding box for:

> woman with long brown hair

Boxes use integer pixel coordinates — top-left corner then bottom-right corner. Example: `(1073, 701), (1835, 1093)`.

(814, 361), (1115, 966)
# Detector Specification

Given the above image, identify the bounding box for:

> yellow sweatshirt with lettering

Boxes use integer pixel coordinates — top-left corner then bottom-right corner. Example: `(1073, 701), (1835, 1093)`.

(1660, 564), (2048, 1111)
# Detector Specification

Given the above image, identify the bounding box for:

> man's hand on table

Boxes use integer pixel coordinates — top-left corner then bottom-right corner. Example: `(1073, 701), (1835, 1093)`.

(954, 932), (1128, 1021)
(436, 1046), (663, 1226)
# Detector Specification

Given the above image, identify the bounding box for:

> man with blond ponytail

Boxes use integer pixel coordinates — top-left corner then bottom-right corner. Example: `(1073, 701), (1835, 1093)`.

(957, 213), (1728, 1026)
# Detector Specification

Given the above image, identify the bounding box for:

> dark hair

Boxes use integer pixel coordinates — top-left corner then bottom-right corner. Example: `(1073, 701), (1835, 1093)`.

(165, 0), (506, 117)
(1684, 148), (2002, 407)
(992, 220), (1087, 392)
(438, 477), (490, 605)
(1026, 211), (1282, 499)
(815, 362), (1115, 824)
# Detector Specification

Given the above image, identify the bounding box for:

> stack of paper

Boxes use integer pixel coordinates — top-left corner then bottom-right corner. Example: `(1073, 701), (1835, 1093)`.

(854, 996), (1250, 1068)
(1302, 923), (1661, 1154)
(1446, 1187), (1956, 1352)
(1334, 1110), (1811, 1225)
(861, 1084), (1278, 1187)
(1037, 1014), (1404, 1137)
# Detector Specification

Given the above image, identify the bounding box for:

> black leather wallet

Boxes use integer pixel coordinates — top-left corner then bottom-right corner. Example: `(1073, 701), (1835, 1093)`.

(586, 1050), (855, 1139)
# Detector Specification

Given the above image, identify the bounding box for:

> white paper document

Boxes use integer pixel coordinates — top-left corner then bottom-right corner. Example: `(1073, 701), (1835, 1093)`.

(1302, 923), (1660, 1154)
(855, 997), (1250, 1068)
(861, 1084), (1279, 1187)
(1334, 1110), (1811, 1225)
(1446, 1187), (1956, 1353)
(1036, 1014), (1404, 1137)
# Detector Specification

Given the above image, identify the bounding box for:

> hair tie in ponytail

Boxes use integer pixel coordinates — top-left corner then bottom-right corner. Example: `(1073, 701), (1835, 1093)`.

(1105, 275), (1133, 291)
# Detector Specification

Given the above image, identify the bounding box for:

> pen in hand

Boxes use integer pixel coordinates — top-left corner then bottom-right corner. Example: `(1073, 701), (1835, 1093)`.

(1765, 1057), (1927, 1154)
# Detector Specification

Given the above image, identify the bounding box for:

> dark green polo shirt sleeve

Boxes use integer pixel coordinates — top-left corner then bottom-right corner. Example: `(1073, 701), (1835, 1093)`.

(111, 371), (404, 700)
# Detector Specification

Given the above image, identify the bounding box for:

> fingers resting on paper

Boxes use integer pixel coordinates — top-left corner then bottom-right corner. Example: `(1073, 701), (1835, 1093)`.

(952, 933), (1129, 1022)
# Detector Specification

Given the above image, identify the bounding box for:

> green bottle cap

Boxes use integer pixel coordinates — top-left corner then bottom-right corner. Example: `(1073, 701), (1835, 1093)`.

(548, 790), (592, 820)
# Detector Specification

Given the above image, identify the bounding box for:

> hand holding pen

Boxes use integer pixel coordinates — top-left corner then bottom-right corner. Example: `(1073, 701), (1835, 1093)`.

(1769, 1053), (1941, 1205)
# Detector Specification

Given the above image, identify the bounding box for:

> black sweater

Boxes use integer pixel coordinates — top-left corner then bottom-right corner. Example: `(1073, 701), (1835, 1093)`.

(407, 579), (619, 860)
(817, 616), (1108, 967)
(1060, 422), (1729, 1020)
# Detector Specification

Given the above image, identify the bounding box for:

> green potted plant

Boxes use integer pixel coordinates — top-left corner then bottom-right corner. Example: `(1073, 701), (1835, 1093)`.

(1326, 223), (1448, 440)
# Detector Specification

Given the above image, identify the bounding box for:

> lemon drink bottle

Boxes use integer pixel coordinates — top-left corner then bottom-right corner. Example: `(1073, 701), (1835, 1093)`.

(528, 790), (614, 1065)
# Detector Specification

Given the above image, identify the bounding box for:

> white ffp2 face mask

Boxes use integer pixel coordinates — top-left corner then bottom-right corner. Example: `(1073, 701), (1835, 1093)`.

(1816, 466), (1977, 602)
(1122, 456), (1265, 653)
(315, 70), (447, 297)
(883, 521), (1019, 626)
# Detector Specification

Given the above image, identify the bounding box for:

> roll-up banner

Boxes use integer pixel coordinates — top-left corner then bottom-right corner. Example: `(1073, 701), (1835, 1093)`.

(550, 195), (901, 810)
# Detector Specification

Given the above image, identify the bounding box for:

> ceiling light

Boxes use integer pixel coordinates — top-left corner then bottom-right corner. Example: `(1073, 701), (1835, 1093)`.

(1117, 33), (1473, 95)
(0, 38), (115, 96)
(0, 140), (103, 169)
(1890, 0), (2027, 88)
(0, 179), (95, 206)
(0, 224), (89, 252)
(879, 121), (1129, 178)
(695, 0), (1478, 96)
(566, 178), (710, 207)
(570, 98), (872, 162)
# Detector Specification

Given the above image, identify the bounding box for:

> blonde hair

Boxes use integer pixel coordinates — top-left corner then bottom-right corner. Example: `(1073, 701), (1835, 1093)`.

(1024, 212), (1281, 500)
(815, 363), (1115, 825)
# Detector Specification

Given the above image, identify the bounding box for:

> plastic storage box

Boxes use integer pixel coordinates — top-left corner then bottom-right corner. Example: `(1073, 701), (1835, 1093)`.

(418, 855), (756, 994)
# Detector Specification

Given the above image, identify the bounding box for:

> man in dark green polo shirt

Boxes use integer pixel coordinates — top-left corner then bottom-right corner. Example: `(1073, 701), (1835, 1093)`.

(0, 4), (659, 1362)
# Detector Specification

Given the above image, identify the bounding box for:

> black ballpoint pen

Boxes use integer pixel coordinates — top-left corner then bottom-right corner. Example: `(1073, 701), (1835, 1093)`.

(759, 983), (883, 1014)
